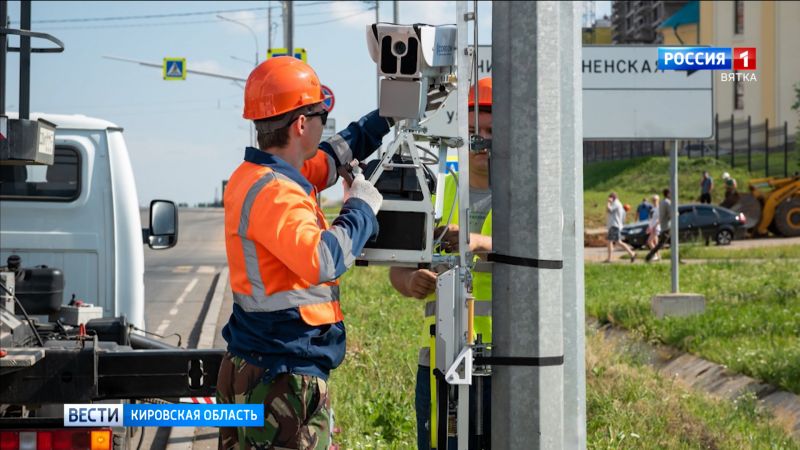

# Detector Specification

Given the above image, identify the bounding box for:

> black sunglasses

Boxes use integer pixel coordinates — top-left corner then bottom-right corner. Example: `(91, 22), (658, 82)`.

(303, 110), (328, 126)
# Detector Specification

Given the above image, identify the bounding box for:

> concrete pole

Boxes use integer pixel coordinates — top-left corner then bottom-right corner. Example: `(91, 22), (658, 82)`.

(559, 3), (587, 448)
(671, 140), (679, 293)
(283, 1), (293, 57)
(492, 2), (570, 448)
(0, 0), (7, 117)
(267, 1), (272, 52)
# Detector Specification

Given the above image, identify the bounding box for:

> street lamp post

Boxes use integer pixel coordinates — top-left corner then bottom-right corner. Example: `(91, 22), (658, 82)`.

(217, 14), (260, 147)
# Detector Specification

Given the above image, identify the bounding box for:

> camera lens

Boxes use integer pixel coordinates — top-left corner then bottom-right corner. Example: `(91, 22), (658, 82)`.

(393, 41), (407, 55)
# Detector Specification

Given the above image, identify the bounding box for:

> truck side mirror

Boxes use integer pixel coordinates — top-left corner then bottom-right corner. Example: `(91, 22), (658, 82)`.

(145, 200), (178, 249)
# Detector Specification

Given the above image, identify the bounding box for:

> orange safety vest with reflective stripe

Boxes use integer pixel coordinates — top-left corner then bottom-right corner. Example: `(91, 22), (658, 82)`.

(222, 110), (390, 381)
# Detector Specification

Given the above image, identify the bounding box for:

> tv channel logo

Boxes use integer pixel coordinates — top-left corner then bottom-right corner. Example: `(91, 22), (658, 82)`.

(658, 47), (756, 71)
(64, 404), (123, 427)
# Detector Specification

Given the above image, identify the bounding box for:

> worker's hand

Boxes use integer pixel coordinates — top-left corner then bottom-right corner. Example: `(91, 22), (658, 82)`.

(345, 173), (383, 215)
(435, 224), (460, 253)
(405, 269), (437, 299)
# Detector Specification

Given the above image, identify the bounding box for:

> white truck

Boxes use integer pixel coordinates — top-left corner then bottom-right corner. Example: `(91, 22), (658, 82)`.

(1, 113), (170, 330)
(0, 10), (222, 448)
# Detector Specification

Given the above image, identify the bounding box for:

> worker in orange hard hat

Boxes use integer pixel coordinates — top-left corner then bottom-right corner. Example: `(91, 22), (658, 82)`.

(389, 76), (494, 450)
(217, 56), (392, 450)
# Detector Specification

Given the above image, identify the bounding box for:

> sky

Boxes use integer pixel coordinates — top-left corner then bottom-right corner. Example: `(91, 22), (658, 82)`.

(4, 1), (606, 206)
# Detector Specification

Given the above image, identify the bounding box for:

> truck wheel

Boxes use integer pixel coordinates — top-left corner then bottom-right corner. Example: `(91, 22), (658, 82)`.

(774, 198), (800, 237)
(734, 194), (762, 230)
(715, 229), (733, 245)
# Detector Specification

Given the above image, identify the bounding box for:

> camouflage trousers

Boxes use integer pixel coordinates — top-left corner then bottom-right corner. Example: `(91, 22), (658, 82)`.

(216, 353), (330, 450)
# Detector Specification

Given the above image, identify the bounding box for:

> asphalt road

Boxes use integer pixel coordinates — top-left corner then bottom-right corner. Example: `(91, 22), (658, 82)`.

(138, 207), (226, 450)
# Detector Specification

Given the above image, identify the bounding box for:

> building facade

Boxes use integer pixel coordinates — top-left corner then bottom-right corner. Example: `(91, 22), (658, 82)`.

(611, 1), (689, 43)
(660, 1), (800, 132)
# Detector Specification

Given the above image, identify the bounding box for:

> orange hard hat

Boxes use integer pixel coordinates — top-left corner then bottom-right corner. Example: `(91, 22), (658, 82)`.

(468, 77), (492, 108)
(243, 56), (324, 120)
(623, 204), (631, 212)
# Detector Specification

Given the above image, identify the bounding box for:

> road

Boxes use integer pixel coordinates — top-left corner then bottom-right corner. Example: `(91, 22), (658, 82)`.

(138, 207), (226, 450)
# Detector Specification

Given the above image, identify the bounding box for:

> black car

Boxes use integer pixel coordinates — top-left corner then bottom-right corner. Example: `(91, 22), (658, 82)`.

(621, 204), (747, 248)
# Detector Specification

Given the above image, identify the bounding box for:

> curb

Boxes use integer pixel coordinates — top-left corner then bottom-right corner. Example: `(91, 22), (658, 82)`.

(166, 267), (229, 450)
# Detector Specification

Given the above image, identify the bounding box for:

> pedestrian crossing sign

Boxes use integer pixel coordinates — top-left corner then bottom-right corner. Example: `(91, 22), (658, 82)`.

(163, 57), (186, 80)
(267, 48), (307, 63)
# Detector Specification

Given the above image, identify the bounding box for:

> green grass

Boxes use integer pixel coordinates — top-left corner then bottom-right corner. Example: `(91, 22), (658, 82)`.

(330, 266), (800, 447)
(584, 156), (753, 229)
(662, 243), (800, 260)
(585, 329), (799, 449)
(585, 260), (800, 394)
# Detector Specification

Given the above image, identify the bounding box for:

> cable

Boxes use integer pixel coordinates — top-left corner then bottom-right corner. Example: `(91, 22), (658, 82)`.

(11, 2), (337, 25)
(12, 7), (272, 24)
(416, 145), (439, 164)
(296, 9), (372, 27)
(131, 325), (182, 348)
(40, 7), (373, 31)
(0, 281), (45, 347)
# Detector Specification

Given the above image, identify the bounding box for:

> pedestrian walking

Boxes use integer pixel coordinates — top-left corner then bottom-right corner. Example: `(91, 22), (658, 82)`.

(605, 192), (636, 263)
(636, 197), (653, 222)
(646, 188), (672, 262)
(646, 194), (661, 261)
(699, 171), (713, 204)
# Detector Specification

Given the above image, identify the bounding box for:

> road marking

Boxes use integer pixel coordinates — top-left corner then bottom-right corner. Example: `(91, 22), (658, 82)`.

(155, 320), (171, 336)
(170, 278), (199, 315)
(196, 265), (215, 274)
(172, 265), (193, 273)
(166, 268), (229, 450)
(154, 278), (199, 334)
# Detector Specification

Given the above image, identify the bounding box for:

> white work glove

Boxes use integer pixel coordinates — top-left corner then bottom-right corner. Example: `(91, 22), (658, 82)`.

(344, 173), (383, 215)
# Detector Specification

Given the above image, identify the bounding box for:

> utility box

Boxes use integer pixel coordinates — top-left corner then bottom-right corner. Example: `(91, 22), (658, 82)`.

(651, 293), (706, 319)
(0, 117), (57, 165)
(51, 304), (104, 326)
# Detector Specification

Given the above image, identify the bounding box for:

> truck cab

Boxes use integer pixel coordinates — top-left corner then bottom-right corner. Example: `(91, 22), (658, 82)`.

(0, 113), (176, 330)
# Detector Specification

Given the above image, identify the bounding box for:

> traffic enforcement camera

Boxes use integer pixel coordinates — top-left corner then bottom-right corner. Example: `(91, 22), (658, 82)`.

(366, 23), (456, 121)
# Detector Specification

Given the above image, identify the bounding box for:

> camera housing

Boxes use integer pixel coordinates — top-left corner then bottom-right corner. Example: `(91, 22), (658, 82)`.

(366, 23), (456, 121)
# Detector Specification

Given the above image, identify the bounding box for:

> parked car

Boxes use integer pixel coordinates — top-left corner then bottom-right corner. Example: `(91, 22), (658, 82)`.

(621, 204), (747, 247)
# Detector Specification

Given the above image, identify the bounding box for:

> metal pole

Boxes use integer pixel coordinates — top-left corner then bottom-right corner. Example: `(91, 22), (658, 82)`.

(493, 2), (567, 448)
(217, 14), (259, 147)
(19, 0), (31, 120)
(765, 118), (769, 177)
(715, 113), (719, 160)
(747, 115), (752, 172)
(0, 0), (7, 117)
(375, 1), (380, 109)
(671, 140), (679, 293)
(393, 0), (399, 23)
(286, 1), (293, 58)
(560, 2), (586, 447)
(267, 1), (272, 52)
(784, 121), (789, 177)
(730, 114), (734, 168)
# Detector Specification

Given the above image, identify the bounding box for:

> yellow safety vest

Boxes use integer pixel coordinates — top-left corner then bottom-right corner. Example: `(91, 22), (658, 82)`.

(420, 174), (492, 366)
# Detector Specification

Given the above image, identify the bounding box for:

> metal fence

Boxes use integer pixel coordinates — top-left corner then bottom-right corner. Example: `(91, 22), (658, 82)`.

(584, 114), (798, 177)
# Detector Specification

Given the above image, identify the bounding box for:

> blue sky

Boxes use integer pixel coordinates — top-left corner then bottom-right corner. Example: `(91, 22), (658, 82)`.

(5, 1), (608, 206)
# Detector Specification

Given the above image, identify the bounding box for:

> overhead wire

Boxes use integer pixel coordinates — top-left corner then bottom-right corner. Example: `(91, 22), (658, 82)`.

(9, 2), (331, 25)
(35, 6), (374, 31)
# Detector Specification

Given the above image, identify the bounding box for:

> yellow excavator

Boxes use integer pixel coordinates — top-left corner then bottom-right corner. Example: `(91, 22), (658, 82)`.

(735, 176), (800, 237)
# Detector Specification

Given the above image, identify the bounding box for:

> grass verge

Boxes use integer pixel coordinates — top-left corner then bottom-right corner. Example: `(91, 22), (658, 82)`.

(586, 329), (799, 449)
(586, 260), (800, 394)
(330, 266), (799, 447)
(661, 243), (800, 260)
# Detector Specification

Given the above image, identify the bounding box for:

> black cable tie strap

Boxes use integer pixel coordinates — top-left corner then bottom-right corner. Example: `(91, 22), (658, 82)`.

(487, 253), (563, 270)
(474, 355), (565, 367)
